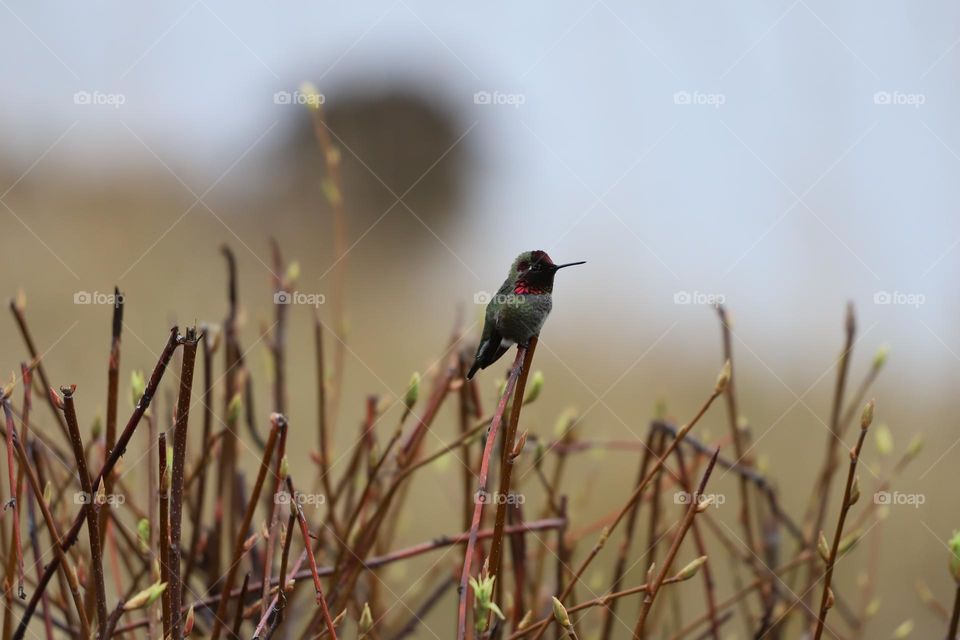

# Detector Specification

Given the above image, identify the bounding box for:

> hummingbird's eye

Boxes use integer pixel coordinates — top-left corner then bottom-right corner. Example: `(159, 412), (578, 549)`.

(518, 261), (529, 272)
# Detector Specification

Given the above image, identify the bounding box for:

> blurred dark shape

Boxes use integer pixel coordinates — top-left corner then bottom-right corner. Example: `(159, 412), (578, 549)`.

(279, 89), (471, 230)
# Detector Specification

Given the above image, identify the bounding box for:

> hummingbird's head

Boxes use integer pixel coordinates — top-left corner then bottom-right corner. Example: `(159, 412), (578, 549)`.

(508, 250), (586, 294)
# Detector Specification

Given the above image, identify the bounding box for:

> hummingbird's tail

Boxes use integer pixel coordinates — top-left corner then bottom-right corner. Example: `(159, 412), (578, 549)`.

(466, 336), (511, 380)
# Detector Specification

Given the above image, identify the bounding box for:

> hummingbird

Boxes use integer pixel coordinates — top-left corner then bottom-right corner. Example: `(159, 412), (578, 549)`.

(466, 250), (585, 380)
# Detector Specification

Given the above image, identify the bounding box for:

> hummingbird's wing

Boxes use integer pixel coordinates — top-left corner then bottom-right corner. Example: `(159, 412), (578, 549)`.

(466, 314), (510, 380)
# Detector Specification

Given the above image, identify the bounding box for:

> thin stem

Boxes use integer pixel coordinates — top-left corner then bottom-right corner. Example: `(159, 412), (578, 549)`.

(457, 345), (527, 640)
(209, 414), (284, 640)
(59, 386), (108, 635)
(288, 476), (337, 638)
(489, 337), (538, 584)
(168, 327), (199, 639)
(633, 449), (720, 639)
(4, 402), (90, 640)
(812, 400), (873, 640)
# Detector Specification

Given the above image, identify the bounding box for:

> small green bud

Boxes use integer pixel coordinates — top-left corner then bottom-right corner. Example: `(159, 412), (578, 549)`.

(285, 261), (300, 285)
(359, 602), (373, 636)
(860, 399), (875, 430)
(949, 531), (960, 582)
(675, 555), (708, 581)
(873, 344), (890, 369)
(404, 372), (420, 411)
(817, 531), (831, 563)
(715, 360), (732, 394)
(905, 434), (924, 460)
(130, 370), (146, 408)
(137, 519), (150, 553)
(874, 423), (894, 457)
(90, 414), (103, 440)
(551, 597), (570, 628)
(892, 619), (913, 638)
(839, 529), (861, 556)
(848, 475), (860, 506)
(227, 393), (243, 425)
(124, 582), (166, 610)
(321, 177), (342, 207)
(279, 456), (289, 479)
(523, 371), (544, 405)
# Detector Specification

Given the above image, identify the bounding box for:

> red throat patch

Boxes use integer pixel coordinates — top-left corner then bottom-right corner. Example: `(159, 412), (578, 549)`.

(514, 284), (546, 295)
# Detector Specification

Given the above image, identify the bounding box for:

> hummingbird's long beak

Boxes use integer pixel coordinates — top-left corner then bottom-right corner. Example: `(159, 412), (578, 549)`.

(552, 261), (586, 271)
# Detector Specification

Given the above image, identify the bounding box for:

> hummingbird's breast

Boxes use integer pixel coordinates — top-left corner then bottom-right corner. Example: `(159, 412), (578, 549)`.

(494, 293), (552, 344)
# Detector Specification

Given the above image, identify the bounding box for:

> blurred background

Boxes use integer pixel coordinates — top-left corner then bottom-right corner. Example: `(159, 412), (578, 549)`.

(1, 1), (959, 637)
